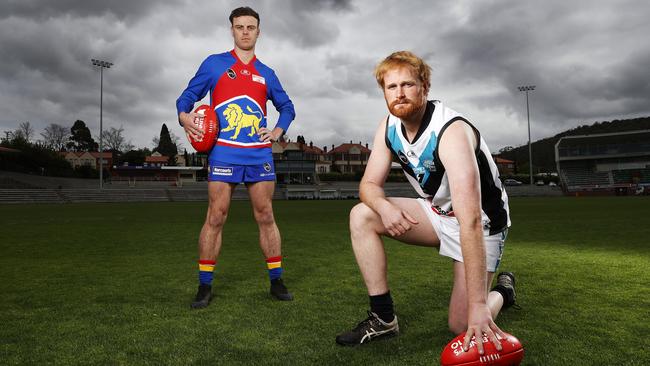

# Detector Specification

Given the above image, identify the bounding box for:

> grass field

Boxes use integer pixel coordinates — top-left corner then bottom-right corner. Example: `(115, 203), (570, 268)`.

(1, 197), (649, 365)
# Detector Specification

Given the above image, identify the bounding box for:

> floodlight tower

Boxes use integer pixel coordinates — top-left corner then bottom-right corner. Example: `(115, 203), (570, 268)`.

(91, 58), (113, 189)
(518, 85), (536, 185)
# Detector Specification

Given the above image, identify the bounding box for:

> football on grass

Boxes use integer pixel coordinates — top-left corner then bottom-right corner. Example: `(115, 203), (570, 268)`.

(188, 104), (217, 153)
(440, 332), (524, 366)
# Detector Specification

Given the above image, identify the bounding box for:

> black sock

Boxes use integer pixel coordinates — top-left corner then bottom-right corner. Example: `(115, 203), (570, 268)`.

(369, 291), (395, 323)
(491, 285), (512, 307)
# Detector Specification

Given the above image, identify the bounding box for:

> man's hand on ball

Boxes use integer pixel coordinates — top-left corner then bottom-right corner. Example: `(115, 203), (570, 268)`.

(180, 112), (204, 141)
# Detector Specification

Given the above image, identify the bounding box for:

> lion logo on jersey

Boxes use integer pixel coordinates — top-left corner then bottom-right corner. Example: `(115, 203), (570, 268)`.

(221, 104), (263, 140)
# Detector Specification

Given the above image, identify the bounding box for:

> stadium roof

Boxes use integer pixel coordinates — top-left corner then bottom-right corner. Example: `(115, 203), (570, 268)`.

(555, 129), (650, 161)
(556, 129), (650, 146)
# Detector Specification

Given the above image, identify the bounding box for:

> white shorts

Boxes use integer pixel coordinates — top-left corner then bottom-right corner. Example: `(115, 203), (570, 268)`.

(416, 198), (506, 272)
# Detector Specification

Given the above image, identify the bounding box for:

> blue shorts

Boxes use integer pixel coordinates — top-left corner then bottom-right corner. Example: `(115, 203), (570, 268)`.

(208, 160), (276, 183)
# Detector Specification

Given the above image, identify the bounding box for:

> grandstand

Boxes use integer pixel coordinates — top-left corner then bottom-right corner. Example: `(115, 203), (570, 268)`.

(0, 169), (561, 204)
(555, 129), (650, 195)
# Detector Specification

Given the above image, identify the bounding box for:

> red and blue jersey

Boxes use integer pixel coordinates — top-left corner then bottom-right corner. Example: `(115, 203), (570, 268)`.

(176, 50), (295, 165)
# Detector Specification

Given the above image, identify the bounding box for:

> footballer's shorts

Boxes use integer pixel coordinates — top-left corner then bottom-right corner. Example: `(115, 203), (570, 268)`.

(208, 160), (276, 183)
(416, 198), (507, 273)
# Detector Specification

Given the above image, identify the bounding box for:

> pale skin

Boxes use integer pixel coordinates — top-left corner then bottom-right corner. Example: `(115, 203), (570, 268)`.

(351, 66), (507, 354)
(180, 15), (284, 276)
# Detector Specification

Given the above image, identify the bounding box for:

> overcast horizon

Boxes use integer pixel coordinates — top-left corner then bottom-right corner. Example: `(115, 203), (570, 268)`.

(1, 0), (649, 153)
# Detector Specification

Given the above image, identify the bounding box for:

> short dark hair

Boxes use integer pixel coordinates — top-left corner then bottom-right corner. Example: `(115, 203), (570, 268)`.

(229, 7), (260, 26)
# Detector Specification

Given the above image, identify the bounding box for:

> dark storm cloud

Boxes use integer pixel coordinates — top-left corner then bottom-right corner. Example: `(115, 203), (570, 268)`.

(288, 0), (354, 12)
(438, 0), (650, 133)
(325, 53), (380, 96)
(1, 0), (649, 151)
(258, 0), (354, 48)
(0, 0), (179, 22)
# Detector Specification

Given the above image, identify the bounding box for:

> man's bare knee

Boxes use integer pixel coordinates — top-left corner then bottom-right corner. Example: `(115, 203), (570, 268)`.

(350, 203), (377, 233)
(206, 206), (228, 229)
(253, 206), (275, 226)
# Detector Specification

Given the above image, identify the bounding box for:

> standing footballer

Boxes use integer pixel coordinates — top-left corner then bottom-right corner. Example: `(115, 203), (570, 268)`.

(335, 51), (518, 354)
(176, 6), (296, 308)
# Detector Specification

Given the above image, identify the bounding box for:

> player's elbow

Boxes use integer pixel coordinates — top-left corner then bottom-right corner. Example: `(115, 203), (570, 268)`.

(279, 100), (296, 119)
(456, 210), (483, 232)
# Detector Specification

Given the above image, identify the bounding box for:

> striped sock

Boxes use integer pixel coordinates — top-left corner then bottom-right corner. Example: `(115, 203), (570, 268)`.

(266, 256), (283, 281)
(198, 259), (216, 285)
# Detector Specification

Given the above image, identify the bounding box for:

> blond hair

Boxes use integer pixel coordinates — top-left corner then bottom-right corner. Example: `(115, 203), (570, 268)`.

(374, 51), (431, 91)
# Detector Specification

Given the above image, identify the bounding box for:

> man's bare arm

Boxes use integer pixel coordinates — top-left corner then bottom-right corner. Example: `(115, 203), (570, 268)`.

(439, 120), (505, 353)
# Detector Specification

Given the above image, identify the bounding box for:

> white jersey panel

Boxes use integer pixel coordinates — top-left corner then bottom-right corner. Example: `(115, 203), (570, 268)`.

(385, 100), (510, 234)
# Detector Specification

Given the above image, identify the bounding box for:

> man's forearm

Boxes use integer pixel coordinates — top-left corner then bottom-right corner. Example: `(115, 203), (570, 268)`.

(359, 181), (391, 215)
(460, 222), (488, 305)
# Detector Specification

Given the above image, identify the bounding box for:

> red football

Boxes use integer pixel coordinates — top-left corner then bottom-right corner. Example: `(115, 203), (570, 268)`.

(188, 104), (218, 153)
(440, 332), (524, 366)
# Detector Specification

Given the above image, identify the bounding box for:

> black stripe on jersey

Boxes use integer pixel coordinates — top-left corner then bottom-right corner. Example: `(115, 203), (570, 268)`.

(434, 116), (480, 163)
(399, 101), (435, 144)
(436, 117), (508, 234)
(477, 150), (508, 234)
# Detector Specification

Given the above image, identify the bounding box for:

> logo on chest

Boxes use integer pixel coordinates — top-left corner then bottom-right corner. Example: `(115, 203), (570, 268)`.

(226, 68), (236, 79)
(423, 159), (437, 172)
(217, 98), (264, 141)
(252, 74), (265, 85)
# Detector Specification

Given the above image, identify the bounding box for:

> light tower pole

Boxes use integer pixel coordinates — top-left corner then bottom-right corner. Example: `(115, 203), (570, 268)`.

(91, 58), (113, 189)
(518, 85), (536, 185)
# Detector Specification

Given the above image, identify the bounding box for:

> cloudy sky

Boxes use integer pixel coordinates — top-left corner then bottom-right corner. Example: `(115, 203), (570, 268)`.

(1, 0), (649, 153)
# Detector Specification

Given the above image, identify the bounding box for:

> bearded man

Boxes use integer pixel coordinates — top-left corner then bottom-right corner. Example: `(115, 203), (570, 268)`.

(335, 51), (518, 355)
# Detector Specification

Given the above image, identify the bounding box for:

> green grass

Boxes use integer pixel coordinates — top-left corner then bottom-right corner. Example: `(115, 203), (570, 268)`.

(1, 197), (649, 365)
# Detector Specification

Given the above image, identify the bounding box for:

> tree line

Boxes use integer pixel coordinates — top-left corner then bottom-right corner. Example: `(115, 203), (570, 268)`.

(1, 120), (189, 178)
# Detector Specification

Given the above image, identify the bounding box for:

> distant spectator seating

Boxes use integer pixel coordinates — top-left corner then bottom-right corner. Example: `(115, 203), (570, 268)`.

(612, 169), (633, 184)
(0, 177), (41, 189)
(641, 169), (650, 183)
(561, 165), (610, 187)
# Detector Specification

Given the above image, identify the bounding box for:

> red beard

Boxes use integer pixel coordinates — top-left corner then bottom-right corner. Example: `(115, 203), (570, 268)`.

(388, 97), (425, 119)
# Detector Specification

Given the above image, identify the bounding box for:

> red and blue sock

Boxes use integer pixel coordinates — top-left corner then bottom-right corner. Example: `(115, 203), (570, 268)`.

(266, 256), (283, 281)
(198, 259), (216, 285)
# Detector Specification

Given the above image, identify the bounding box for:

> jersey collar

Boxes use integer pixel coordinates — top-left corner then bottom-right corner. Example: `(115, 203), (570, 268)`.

(400, 100), (435, 144)
(230, 49), (257, 66)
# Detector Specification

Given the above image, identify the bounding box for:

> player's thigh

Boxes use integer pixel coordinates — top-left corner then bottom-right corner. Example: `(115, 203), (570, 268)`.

(448, 261), (496, 322)
(384, 197), (440, 247)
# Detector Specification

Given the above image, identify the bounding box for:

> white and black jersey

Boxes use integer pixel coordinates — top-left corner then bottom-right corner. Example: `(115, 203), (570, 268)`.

(385, 100), (510, 235)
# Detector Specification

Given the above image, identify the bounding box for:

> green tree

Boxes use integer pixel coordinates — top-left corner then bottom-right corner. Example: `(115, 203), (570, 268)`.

(119, 148), (151, 166)
(67, 120), (98, 152)
(154, 123), (177, 165)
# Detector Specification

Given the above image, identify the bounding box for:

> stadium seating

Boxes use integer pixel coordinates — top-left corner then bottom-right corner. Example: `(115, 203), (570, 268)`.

(0, 189), (64, 204)
(560, 164), (611, 187)
(612, 170), (633, 184)
(641, 169), (650, 183)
